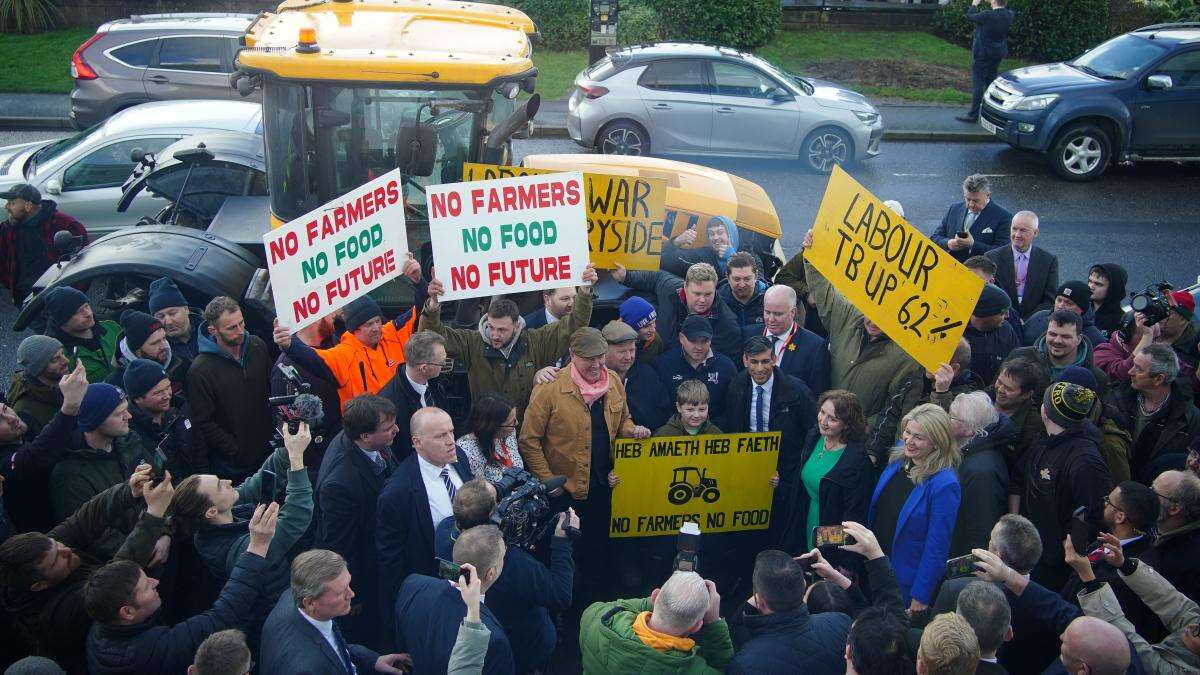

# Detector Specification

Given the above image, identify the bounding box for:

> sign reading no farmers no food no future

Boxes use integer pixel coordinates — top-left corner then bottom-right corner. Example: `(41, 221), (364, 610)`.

(265, 169), (409, 331)
(427, 171), (590, 302)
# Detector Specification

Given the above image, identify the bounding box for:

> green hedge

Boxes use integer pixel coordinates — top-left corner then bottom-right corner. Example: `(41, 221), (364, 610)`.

(498, 0), (589, 50)
(656, 0), (781, 50)
(618, 2), (662, 47)
(933, 0), (1109, 63)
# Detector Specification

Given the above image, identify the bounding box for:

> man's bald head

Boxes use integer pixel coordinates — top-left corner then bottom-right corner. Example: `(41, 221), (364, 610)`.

(763, 284), (797, 310)
(1013, 211), (1039, 230)
(410, 406), (450, 436)
(1060, 616), (1129, 675)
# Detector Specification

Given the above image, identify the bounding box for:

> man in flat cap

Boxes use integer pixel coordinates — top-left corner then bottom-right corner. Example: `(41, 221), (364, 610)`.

(520, 327), (650, 597)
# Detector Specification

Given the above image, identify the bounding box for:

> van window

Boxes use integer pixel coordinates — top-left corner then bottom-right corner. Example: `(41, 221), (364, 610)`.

(156, 36), (227, 73)
(639, 59), (707, 94)
(111, 39), (157, 68)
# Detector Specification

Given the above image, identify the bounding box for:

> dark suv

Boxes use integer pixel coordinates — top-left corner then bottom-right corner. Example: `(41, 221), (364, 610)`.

(980, 22), (1200, 181)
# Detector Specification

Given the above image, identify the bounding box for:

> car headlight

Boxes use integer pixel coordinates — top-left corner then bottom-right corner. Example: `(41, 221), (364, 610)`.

(853, 111), (880, 124)
(1012, 94), (1059, 111)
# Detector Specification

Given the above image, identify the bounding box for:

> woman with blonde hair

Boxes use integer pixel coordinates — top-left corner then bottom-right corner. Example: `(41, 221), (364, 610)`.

(868, 403), (962, 613)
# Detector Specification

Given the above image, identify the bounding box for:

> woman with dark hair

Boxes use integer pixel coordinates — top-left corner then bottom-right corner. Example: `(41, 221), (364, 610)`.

(456, 393), (523, 483)
(772, 389), (875, 554)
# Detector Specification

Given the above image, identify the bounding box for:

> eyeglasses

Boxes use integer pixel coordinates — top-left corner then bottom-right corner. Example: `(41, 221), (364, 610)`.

(1104, 495), (1123, 512)
(1154, 490), (1181, 504)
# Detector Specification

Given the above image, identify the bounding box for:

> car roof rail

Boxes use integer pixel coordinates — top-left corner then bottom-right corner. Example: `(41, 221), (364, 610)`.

(1134, 21), (1200, 32)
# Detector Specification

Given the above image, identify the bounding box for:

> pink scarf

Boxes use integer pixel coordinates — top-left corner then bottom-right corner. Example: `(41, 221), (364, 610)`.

(570, 363), (609, 406)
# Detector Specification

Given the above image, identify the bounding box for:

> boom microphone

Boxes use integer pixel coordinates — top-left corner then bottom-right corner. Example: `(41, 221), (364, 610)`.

(291, 393), (325, 431)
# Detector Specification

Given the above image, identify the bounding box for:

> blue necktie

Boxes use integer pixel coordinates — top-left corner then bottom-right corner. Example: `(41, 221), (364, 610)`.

(755, 385), (765, 432)
(441, 468), (457, 500)
(331, 621), (357, 674)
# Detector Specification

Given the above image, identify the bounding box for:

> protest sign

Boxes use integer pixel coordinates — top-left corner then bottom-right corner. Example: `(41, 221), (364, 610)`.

(265, 169), (408, 331)
(609, 432), (780, 538)
(463, 163), (667, 270)
(808, 166), (984, 373)
(427, 171), (589, 302)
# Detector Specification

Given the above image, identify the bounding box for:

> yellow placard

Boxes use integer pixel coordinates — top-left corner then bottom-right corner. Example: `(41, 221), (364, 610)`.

(609, 432), (780, 538)
(809, 166), (984, 373)
(463, 163), (667, 270)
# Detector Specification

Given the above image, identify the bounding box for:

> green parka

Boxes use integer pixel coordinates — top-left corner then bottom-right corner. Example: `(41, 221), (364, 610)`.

(579, 597), (734, 675)
(6, 371), (62, 433)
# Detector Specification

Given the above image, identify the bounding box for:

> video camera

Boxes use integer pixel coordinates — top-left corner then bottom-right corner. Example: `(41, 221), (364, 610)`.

(490, 467), (579, 550)
(1129, 281), (1175, 328)
(269, 364), (324, 439)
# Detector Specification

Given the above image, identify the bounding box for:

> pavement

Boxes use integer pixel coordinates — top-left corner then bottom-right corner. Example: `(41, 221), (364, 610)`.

(0, 92), (995, 141)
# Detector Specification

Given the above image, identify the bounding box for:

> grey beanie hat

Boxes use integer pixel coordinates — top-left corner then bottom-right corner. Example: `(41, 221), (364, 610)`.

(17, 335), (62, 378)
(4, 656), (67, 674)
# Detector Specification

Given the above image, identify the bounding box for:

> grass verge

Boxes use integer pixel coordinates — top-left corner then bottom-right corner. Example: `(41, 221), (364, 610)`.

(0, 27), (91, 94)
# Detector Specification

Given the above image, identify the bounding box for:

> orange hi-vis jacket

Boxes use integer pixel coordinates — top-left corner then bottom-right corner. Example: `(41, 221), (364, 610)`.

(314, 310), (418, 408)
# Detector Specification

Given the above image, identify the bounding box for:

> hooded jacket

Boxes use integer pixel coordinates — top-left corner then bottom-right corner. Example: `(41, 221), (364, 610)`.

(1091, 263), (1129, 334)
(54, 320), (121, 385)
(420, 289), (592, 412)
(185, 323), (272, 479)
(1030, 337), (1110, 394)
(6, 371), (62, 433)
(717, 278), (767, 328)
(659, 216), (743, 282)
(106, 335), (190, 397)
(579, 597), (734, 674)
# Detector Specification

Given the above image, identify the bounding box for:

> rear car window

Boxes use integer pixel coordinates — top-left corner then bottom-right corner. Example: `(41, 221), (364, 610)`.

(638, 59), (707, 94)
(156, 36), (227, 73)
(586, 57), (618, 81)
(110, 39), (157, 68)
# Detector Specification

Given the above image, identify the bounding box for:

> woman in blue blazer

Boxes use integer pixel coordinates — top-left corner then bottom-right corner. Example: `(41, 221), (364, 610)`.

(868, 403), (962, 613)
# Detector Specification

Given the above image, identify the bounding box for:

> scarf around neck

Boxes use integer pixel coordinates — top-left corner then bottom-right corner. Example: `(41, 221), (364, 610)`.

(570, 363), (609, 405)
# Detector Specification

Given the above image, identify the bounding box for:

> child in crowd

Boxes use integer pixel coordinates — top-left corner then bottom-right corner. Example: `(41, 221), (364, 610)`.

(654, 379), (723, 437)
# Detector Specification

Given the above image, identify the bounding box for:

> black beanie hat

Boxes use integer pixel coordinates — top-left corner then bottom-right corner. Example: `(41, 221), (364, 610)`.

(44, 287), (90, 327)
(343, 295), (382, 332)
(120, 310), (163, 352)
(123, 358), (169, 400)
(1042, 381), (1095, 429)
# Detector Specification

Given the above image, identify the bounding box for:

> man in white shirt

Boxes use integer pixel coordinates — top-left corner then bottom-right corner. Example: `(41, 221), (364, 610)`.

(376, 407), (473, 645)
(379, 331), (448, 461)
(261, 548), (411, 674)
(523, 287), (576, 329)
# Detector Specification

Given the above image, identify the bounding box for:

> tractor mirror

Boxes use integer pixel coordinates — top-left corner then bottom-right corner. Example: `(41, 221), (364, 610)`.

(395, 121), (437, 177)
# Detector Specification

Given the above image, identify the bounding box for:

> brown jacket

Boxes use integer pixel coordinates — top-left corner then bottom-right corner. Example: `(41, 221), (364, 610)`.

(519, 367), (637, 500)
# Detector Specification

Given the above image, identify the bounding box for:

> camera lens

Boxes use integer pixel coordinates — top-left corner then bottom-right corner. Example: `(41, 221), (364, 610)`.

(1131, 294), (1149, 311)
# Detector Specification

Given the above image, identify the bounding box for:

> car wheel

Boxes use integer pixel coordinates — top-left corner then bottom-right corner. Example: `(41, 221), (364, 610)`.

(598, 121), (650, 156)
(801, 127), (853, 174)
(1049, 123), (1111, 181)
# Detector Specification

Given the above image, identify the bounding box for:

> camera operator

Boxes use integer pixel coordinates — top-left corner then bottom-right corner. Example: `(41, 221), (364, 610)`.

(580, 569), (733, 672)
(1096, 288), (1198, 388)
(434, 476), (577, 674)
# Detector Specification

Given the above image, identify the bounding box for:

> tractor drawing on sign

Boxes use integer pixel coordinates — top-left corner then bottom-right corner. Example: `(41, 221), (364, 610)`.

(667, 467), (721, 505)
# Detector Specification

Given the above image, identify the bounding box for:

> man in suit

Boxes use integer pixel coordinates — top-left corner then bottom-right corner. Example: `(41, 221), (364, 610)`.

(395, 524), (515, 674)
(378, 331), (448, 461)
(932, 174), (1012, 263)
(260, 549), (411, 674)
(956, 581), (1013, 674)
(742, 284), (831, 394)
(959, 0), (1014, 123)
(985, 211), (1059, 321)
(376, 406), (473, 644)
(521, 287), (576, 330)
(315, 394), (400, 647)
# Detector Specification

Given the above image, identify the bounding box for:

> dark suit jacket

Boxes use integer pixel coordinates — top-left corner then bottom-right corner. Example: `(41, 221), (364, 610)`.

(741, 323), (832, 394)
(933, 576), (1051, 675)
(932, 200), (1012, 262)
(259, 590), (379, 675)
(521, 308), (552, 330)
(967, 5), (1014, 62)
(986, 245), (1060, 319)
(314, 431), (397, 645)
(376, 450), (472, 646)
(395, 574), (515, 675)
(377, 370), (449, 462)
(976, 660), (1008, 675)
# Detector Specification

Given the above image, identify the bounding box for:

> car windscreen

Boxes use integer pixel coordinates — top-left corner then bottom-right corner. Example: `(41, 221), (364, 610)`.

(1070, 34), (1169, 80)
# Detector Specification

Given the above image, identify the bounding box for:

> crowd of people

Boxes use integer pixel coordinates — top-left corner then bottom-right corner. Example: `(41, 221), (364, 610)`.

(0, 173), (1199, 674)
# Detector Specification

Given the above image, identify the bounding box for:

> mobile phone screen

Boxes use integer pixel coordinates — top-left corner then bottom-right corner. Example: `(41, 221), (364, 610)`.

(258, 470), (277, 507)
(436, 557), (468, 582)
(813, 525), (845, 547)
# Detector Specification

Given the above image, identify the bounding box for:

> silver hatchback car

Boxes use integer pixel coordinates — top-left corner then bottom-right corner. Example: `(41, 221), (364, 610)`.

(567, 43), (884, 173)
(69, 13), (258, 129)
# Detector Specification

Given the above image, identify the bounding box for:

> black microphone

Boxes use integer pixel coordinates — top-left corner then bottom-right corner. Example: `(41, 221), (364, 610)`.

(289, 393), (325, 432)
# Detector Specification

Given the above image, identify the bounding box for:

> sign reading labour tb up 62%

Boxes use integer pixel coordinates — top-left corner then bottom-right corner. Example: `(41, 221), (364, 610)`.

(426, 171), (590, 302)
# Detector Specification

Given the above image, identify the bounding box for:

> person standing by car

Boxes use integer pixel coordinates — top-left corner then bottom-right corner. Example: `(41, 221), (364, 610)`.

(0, 183), (89, 305)
(958, 0), (1015, 123)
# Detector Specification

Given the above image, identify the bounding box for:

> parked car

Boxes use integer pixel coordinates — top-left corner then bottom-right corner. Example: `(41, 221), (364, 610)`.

(566, 43), (883, 173)
(0, 100), (262, 237)
(69, 12), (258, 129)
(980, 22), (1200, 181)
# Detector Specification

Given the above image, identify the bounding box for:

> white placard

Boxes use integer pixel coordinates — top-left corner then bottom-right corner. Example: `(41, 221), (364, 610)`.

(426, 171), (589, 301)
(264, 169), (409, 330)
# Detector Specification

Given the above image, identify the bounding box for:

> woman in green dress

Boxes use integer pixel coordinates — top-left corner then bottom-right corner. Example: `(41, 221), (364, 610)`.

(775, 389), (875, 554)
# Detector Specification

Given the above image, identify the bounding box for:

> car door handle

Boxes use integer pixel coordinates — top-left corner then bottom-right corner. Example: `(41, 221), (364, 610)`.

(716, 107), (735, 114)
(651, 103), (672, 110)
(147, 75), (170, 84)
